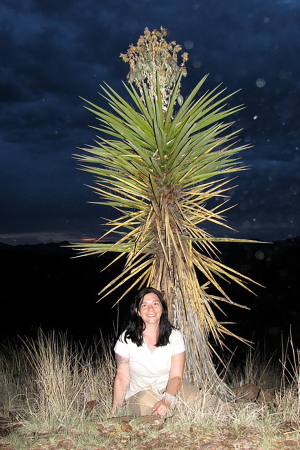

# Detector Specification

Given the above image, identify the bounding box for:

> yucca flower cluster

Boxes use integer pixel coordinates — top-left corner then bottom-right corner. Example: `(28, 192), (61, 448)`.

(120, 27), (188, 109)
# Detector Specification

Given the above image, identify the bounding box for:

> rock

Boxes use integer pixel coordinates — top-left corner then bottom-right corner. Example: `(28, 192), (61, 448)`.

(233, 383), (260, 402)
(257, 388), (276, 403)
(233, 384), (277, 404)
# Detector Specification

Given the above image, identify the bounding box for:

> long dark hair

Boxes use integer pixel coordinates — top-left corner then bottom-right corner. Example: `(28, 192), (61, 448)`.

(123, 287), (173, 347)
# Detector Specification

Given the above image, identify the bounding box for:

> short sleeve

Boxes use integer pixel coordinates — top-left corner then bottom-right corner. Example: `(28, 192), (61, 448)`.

(114, 332), (130, 358)
(170, 329), (185, 355)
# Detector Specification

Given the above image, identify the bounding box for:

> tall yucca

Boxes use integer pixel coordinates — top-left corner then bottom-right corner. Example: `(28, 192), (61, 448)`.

(74, 28), (255, 394)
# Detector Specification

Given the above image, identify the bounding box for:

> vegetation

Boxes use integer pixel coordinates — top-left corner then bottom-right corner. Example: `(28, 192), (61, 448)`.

(0, 332), (300, 450)
(74, 27), (257, 390)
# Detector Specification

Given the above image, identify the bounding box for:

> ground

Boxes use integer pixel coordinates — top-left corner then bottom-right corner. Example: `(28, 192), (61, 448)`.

(1, 416), (299, 450)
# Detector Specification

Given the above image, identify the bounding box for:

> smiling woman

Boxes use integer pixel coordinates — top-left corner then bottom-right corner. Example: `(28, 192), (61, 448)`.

(112, 287), (214, 417)
(138, 293), (163, 328)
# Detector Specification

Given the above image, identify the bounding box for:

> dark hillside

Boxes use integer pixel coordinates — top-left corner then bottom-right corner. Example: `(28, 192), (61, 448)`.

(0, 243), (129, 342)
(1, 238), (299, 352)
(216, 237), (300, 350)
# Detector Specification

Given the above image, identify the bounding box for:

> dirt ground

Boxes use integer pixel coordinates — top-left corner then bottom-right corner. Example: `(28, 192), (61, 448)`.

(1, 416), (299, 450)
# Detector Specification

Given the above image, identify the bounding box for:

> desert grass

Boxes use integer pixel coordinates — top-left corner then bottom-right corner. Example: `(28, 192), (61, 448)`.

(0, 332), (300, 450)
(221, 339), (284, 389)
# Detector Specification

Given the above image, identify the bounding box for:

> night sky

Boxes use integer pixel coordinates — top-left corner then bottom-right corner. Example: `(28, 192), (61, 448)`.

(1, 0), (300, 245)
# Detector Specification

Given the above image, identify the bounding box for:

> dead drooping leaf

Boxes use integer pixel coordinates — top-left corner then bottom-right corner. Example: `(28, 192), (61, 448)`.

(278, 420), (299, 433)
(120, 421), (132, 432)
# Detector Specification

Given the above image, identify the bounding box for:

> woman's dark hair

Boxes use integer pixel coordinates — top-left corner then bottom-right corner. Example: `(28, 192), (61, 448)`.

(123, 287), (173, 347)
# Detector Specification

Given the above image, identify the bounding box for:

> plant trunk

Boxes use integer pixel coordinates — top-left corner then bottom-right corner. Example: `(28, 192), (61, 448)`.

(157, 270), (232, 399)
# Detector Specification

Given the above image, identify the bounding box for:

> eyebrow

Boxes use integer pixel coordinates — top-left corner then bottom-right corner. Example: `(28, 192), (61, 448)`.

(140, 300), (161, 305)
(141, 299), (160, 302)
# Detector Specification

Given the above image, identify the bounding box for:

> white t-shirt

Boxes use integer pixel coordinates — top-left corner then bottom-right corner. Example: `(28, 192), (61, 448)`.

(114, 329), (185, 400)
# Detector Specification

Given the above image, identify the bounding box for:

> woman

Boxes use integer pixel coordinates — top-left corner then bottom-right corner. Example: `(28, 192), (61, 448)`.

(112, 287), (187, 416)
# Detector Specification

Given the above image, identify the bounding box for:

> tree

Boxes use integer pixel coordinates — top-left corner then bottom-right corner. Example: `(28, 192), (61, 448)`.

(74, 27), (256, 395)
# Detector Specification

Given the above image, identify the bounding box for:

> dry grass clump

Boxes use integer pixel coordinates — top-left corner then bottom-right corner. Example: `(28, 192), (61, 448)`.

(0, 333), (300, 450)
(168, 342), (300, 449)
(0, 331), (115, 432)
(224, 345), (283, 390)
(0, 339), (35, 416)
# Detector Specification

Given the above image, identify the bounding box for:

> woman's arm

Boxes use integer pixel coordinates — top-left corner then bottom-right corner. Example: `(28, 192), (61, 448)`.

(112, 353), (130, 412)
(165, 350), (185, 396)
(152, 351), (185, 416)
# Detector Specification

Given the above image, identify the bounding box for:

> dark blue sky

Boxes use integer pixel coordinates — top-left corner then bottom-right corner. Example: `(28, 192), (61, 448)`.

(1, 0), (300, 244)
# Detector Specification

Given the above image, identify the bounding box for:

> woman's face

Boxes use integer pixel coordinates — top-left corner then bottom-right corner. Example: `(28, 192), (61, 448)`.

(138, 292), (163, 326)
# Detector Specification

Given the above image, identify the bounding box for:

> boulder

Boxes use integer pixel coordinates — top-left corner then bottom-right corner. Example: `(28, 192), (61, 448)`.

(257, 388), (276, 403)
(233, 383), (260, 402)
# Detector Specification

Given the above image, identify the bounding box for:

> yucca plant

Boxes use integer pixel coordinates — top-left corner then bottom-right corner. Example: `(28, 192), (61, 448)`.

(74, 27), (256, 394)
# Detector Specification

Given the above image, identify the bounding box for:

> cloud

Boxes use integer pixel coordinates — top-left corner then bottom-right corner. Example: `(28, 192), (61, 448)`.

(0, 0), (299, 243)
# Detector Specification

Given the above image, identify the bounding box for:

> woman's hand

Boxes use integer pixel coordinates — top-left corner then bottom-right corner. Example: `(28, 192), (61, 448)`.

(152, 396), (172, 417)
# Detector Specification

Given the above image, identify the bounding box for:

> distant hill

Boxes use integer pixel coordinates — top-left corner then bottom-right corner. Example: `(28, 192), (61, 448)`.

(1, 237), (299, 352)
(0, 241), (127, 342)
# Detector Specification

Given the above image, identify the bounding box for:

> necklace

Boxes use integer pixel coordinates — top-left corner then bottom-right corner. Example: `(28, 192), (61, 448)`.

(143, 333), (157, 352)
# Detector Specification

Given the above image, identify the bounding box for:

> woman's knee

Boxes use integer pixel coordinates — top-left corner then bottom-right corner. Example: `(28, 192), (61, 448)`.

(127, 389), (160, 416)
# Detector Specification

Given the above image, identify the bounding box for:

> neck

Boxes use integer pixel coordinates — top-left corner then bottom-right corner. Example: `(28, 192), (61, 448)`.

(143, 324), (159, 337)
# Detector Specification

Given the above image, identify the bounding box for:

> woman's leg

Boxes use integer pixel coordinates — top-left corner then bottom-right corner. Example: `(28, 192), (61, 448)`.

(127, 389), (161, 416)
